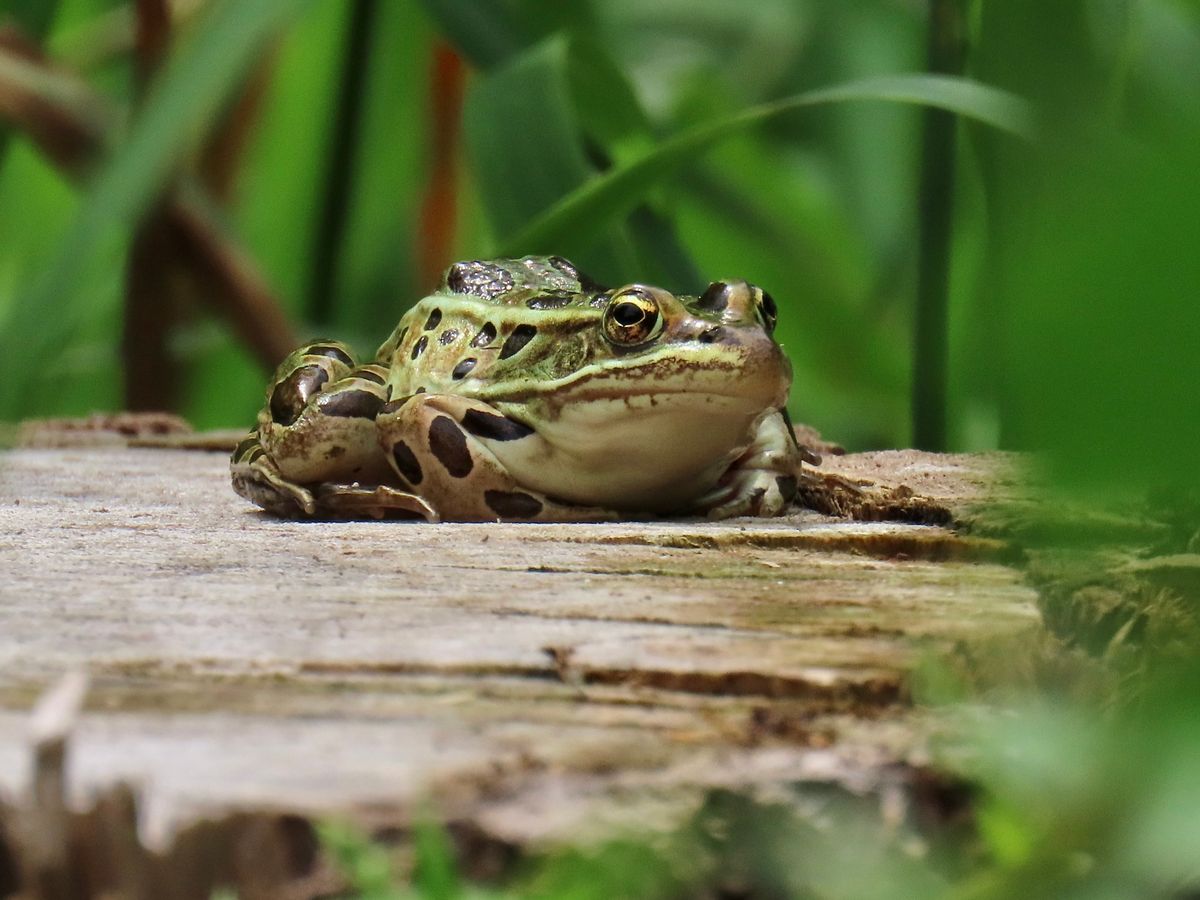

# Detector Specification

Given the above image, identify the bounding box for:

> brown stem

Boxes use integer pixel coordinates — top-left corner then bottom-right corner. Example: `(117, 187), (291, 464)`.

(166, 190), (299, 365)
(199, 49), (275, 203)
(0, 37), (108, 175)
(416, 41), (465, 290)
(133, 0), (170, 88)
(124, 0), (176, 411)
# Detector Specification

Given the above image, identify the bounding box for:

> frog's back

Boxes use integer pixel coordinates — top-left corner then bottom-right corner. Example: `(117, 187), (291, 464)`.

(374, 257), (610, 396)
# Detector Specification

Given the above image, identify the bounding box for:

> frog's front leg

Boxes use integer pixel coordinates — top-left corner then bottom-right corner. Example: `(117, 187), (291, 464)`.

(376, 394), (620, 522)
(230, 340), (433, 519)
(695, 408), (807, 519)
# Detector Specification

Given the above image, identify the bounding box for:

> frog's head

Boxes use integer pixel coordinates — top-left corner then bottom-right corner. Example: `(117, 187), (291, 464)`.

(584, 278), (789, 406)
(478, 277), (791, 415)
(467, 275), (791, 508)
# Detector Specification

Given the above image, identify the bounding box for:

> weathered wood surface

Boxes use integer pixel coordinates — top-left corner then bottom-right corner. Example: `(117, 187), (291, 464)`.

(0, 444), (1037, 856)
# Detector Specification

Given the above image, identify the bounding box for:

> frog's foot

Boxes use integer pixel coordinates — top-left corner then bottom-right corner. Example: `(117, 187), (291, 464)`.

(376, 393), (620, 522)
(695, 408), (804, 520)
(231, 339), (421, 519)
(702, 467), (799, 519)
(231, 432), (435, 520)
(231, 431), (317, 516)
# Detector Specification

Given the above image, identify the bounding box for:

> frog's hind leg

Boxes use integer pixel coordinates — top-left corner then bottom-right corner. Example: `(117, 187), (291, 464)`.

(376, 393), (621, 522)
(230, 340), (433, 519)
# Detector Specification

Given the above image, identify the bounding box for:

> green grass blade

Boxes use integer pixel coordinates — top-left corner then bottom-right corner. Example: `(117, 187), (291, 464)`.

(0, 0), (313, 417)
(499, 73), (1034, 257)
(412, 818), (461, 900)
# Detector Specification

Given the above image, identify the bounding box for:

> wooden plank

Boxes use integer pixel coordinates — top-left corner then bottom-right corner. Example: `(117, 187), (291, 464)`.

(0, 444), (1037, 872)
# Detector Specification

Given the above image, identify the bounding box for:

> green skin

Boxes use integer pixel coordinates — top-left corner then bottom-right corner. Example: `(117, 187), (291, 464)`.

(230, 256), (806, 522)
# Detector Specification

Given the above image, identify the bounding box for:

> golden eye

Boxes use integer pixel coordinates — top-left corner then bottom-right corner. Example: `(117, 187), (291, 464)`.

(603, 290), (662, 346)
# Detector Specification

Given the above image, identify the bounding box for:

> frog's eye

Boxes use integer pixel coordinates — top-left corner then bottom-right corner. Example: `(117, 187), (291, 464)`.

(603, 290), (663, 346)
(757, 288), (778, 333)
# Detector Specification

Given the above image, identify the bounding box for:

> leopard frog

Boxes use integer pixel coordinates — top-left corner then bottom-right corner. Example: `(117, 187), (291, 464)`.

(231, 256), (809, 522)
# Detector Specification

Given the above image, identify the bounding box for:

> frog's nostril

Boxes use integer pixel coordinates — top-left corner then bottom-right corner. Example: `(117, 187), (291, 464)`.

(698, 326), (725, 344)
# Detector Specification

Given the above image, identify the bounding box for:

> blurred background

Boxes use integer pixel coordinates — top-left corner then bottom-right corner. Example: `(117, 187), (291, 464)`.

(4, 3), (1200, 894)
(3, 0), (1193, 475)
(0, 0), (1185, 475)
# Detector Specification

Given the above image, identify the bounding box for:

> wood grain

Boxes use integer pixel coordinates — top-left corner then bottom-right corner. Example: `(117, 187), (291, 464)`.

(0, 445), (1037, 884)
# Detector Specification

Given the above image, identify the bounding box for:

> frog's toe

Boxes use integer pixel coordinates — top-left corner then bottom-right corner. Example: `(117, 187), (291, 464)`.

(312, 484), (439, 522)
(702, 469), (798, 520)
(230, 433), (317, 516)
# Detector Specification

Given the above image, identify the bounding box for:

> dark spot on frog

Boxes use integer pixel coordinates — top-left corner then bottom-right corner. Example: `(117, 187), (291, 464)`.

(499, 324), (537, 360)
(391, 440), (423, 485)
(451, 358), (477, 380)
(379, 326), (407, 360)
(446, 261), (515, 299)
(526, 292), (574, 310)
(428, 416), (473, 477)
(317, 389), (384, 420)
(415, 386), (427, 393)
(352, 368), (386, 384)
(589, 293), (610, 309)
(776, 475), (798, 503)
(484, 490), (543, 519)
(424, 308), (442, 330)
(246, 446), (265, 463)
(270, 365), (329, 426)
(548, 256), (577, 279)
(379, 397), (408, 416)
(438, 328), (460, 346)
(234, 436), (259, 459)
(698, 326), (725, 344)
(461, 409), (534, 441)
(470, 322), (497, 348)
(760, 290), (778, 332)
(305, 344), (355, 367)
(325, 445), (346, 460)
(411, 335), (428, 360)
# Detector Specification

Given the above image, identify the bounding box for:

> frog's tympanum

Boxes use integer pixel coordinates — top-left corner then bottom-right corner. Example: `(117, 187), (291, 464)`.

(231, 257), (808, 522)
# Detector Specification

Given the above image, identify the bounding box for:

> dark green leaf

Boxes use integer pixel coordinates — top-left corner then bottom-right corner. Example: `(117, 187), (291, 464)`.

(463, 35), (635, 282)
(417, 0), (596, 69)
(465, 34), (702, 286)
(416, 0), (531, 69)
(1, 0), (62, 41)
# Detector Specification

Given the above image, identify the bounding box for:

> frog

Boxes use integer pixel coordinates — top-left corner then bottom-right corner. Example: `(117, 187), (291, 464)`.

(230, 256), (813, 522)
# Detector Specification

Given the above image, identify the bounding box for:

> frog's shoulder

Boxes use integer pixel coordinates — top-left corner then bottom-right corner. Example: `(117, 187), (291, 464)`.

(438, 257), (607, 306)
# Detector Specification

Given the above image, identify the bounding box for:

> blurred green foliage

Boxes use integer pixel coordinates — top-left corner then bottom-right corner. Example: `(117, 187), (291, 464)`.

(3, 2), (1199, 896)
(0, 0), (1029, 451)
(1, 0), (1192, 469)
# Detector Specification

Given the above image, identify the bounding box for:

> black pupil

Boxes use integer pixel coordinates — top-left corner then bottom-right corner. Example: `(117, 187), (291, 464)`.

(613, 302), (645, 327)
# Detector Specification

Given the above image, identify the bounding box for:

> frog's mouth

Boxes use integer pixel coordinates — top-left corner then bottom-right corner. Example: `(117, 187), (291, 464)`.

(484, 338), (792, 411)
